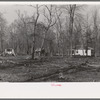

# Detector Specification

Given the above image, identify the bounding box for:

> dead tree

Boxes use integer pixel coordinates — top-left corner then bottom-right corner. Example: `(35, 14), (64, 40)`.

(0, 13), (6, 53)
(55, 6), (63, 55)
(29, 4), (42, 59)
(92, 9), (99, 57)
(63, 4), (85, 57)
(41, 5), (57, 56)
(68, 5), (76, 57)
(16, 10), (31, 54)
(62, 4), (76, 57)
(84, 14), (93, 56)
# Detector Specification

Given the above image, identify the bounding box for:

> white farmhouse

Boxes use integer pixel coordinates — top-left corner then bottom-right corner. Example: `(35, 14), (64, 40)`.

(72, 47), (94, 56)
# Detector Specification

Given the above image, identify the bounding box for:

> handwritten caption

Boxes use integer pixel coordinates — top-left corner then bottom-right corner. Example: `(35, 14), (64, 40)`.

(51, 83), (62, 86)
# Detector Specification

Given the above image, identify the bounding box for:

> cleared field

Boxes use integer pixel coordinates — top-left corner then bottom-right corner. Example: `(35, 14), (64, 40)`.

(0, 55), (100, 82)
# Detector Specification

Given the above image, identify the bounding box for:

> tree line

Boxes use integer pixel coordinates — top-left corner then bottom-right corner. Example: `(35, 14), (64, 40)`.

(0, 4), (100, 59)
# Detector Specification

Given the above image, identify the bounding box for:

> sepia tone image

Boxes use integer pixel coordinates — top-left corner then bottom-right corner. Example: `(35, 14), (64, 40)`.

(0, 3), (99, 82)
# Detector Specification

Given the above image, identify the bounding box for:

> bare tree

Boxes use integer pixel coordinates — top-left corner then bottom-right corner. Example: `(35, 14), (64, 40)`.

(41, 5), (57, 56)
(62, 4), (85, 57)
(62, 4), (77, 57)
(92, 9), (99, 57)
(82, 13), (94, 56)
(28, 4), (42, 59)
(16, 10), (31, 54)
(55, 6), (63, 55)
(68, 5), (76, 57)
(0, 13), (7, 53)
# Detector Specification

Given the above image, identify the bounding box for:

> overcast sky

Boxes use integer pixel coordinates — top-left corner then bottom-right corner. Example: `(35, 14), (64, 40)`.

(0, 4), (99, 25)
(0, 5), (35, 24)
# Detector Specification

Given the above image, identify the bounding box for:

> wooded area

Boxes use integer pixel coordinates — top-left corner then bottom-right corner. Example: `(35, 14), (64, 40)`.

(0, 4), (100, 59)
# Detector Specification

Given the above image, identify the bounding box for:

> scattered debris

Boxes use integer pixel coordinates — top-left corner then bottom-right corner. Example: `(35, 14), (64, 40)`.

(59, 72), (65, 79)
(0, 56), (100, 82)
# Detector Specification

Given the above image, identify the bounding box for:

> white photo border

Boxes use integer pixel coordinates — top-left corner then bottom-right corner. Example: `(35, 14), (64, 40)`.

(0, 1), (100, 99)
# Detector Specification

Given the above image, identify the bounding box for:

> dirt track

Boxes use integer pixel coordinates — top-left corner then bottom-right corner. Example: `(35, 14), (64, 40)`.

(0, 56), (100, 82)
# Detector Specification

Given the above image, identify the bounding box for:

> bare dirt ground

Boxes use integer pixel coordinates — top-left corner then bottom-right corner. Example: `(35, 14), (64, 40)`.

(0, 55), (100, 82)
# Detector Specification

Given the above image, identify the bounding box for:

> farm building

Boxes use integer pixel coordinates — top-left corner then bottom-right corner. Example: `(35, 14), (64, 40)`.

(72, 46), (94, 57)
(34, 48), (45, 59)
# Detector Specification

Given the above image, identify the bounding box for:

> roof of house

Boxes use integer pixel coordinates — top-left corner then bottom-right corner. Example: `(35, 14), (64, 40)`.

(88, 47), (94, 50)
(35, 48), (41, 52)
(73, 45), (94, 50)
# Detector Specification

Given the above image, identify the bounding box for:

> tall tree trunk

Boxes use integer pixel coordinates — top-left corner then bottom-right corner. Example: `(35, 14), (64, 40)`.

(31, 5), (40, 59)
(55, 29), (60, 55)
(69, 5), (76, 57)
(1, 39), (3, 53)
(32, 38), (35, 59)
(31, 26), (36, 59)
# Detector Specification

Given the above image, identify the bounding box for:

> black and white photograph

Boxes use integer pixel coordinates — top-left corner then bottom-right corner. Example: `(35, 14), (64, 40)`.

(0, 2), (100, 82)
